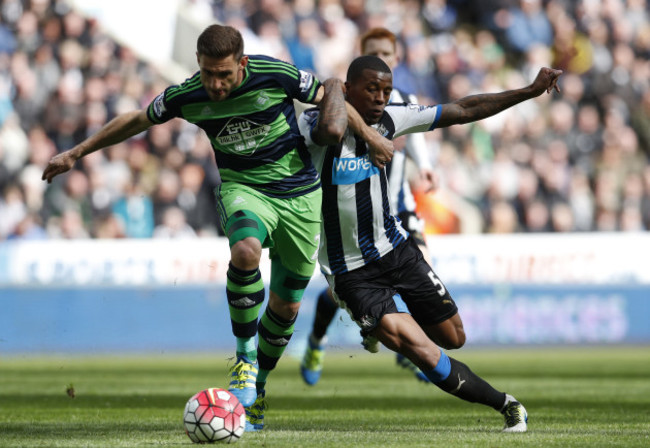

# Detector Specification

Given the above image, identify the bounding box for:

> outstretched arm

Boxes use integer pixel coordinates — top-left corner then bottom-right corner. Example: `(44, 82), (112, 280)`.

(42, 109), (153, 183)
(436, 67), (563, 128)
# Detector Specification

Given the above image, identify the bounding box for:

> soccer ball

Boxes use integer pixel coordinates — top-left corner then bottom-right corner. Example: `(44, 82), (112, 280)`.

(183, 388), (246, 443)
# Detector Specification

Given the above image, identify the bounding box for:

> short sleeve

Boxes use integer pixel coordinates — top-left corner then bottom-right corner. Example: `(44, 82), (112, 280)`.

(146, 87), (181, 124)
(295, 70), (321, 103)
(247, 56), (321, 103)
(388, 104), (442, 137)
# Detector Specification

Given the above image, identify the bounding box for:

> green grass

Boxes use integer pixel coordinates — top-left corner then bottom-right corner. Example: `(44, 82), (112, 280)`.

(1, 347), (649, 447)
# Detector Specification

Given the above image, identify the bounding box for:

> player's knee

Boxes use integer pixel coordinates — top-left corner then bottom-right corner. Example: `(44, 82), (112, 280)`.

(268, 292), (301, 321)
(230, 238), (262, 269)
(270, 302), (299, 322)
(449, 336), (466, 350)
(440, 329), (466, 350)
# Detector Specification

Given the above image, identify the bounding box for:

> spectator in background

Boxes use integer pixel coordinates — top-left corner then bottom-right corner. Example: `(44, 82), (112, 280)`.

(152, 206), (197, 239)
(523, 198), (551, 233)
(177, 162), (218, 235)
(0, 16), (16, 55)
(47, 208), (89, 239)
(152, 168), (182, 226)
(248, 0), (295, 38)
(569, 169), (595, 232)
(93, 212), (126, 239)
(487, 200), (520, 234)
(421, 0), (457, 34)
(286, 18), (320, 73)
(503, 0), (553, 55)
(314, 1), (358, 79)
(112, 181), (154, 238)
(396, 36), (441, 102)
(551, 11), (593, 75)
(0, 183), (26, 239)
(6, 211), (47, 240)
(550, 201), (575, 232)
(631, 89), (650, 155)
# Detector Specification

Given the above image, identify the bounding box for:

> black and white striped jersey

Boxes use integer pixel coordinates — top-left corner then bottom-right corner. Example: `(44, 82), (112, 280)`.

(386, 89), (432, 215)
(299, 103), (442, 275)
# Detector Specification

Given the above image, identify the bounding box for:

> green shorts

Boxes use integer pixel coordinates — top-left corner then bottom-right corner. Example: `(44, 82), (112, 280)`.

(215, 182), (322, 302)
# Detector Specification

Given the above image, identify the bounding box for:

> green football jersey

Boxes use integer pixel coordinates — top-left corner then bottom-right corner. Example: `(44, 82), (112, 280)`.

(147, 55), (322, 198)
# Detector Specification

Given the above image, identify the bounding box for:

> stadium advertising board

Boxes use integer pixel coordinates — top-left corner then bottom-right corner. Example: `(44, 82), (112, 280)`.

(0, 233), (646, 286)
(1, 234), (648, 351)
(427, 233), (649, 284)
(0, 239), (254, 286)
(1, 283), (648, 353)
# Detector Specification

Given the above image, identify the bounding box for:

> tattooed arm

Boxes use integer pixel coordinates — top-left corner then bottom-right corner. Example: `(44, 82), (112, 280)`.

(346, 102), (394, 167)
(311, 78), (348, 146)
(436, 67), (563, 128)
(311, 78), (394, 167)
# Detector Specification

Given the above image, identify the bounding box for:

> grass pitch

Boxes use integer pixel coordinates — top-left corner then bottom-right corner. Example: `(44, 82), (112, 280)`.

(1, 347), (648, 447)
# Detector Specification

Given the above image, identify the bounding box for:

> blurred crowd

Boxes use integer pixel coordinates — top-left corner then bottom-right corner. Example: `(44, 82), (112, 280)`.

(0, 0), (649, 241)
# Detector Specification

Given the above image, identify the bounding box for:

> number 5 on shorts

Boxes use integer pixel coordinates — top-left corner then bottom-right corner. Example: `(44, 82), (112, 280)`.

(428, 271), (447, 296)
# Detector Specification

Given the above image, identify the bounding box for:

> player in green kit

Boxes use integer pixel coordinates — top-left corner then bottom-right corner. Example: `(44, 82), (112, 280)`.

(42, 24), (389, 431)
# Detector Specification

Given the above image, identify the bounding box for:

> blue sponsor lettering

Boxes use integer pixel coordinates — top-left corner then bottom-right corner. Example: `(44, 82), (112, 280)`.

(332, 156), (380, 185)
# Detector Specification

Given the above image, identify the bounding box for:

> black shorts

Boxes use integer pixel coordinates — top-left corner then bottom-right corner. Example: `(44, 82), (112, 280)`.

(397, 211), (426, 247)
(325, 238), (458, 336)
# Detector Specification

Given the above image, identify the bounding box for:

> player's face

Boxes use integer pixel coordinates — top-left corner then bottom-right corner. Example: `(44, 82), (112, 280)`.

(345, 68), (393, 125)
(362, 38), (398, 69)
(197, 53), (248, 102)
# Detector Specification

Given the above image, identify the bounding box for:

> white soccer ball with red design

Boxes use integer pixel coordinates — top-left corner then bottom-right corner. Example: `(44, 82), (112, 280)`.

(183, 388), (246, 443)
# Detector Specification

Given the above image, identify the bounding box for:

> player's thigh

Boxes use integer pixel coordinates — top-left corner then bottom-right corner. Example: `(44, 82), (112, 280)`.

(394, 239), (459, 328)
(214, 182), (278, 247)
(394, 248), (464, 348)
(325, 267), (409, 337)
(268, 188), (322, 302)
(269, 188), (321, 277)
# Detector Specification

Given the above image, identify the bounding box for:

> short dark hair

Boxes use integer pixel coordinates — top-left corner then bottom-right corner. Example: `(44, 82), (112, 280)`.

(346, 55), (392, 83)
(197, 24), (244, 60)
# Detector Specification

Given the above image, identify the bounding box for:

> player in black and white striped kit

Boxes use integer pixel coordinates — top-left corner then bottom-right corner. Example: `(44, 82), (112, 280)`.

(300, 28), (436, 386)
(300, 54), (562, 431)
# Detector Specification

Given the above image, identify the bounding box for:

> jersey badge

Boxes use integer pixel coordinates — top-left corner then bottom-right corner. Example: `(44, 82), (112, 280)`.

(375, 123), (389, 137)
(299, 70), (314, 93)
(408, 104), (433, 112)
(216, 117), (271, 155)
(231, 196), (246, 206)
(152, 94), (166, 117)
(255, 92), (270, 108)
(359, 315), (377, 331)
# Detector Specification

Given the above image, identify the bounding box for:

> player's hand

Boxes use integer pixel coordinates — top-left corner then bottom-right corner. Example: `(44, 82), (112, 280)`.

(42, 151), (77, 183)
(366, 132), (394, 169)
(419, 168), (438, 193)
(409, 168), (438, 194)
(531, 67), (563, 96)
